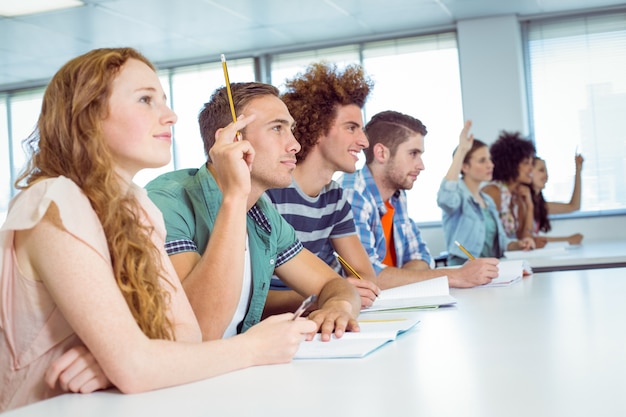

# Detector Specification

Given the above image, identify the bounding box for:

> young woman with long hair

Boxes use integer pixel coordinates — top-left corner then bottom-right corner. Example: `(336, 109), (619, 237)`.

(0, 47), (314, 412)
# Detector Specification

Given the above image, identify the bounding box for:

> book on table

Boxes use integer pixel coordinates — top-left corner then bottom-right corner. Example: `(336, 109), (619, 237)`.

(294, 311), (421, 359)
(363, 275), (457, 312)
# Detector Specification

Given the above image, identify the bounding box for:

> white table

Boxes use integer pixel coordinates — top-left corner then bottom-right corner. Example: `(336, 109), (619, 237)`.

(508, 239), (626, 272)
(6, 268), (626, 417)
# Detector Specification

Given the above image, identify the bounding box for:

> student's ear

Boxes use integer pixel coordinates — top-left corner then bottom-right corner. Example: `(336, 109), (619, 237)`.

(373, 143), (388, 163)
(214, 127), (224, 142)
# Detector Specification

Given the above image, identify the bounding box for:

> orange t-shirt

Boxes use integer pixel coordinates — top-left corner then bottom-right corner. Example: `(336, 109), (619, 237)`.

(381, 200), (396, 266)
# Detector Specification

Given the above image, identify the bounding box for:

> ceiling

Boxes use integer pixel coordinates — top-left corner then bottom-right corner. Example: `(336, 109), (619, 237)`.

(1, 0), (624, 91)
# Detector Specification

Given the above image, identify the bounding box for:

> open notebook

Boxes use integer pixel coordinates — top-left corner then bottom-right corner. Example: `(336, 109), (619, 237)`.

(294, 311), (421, 359)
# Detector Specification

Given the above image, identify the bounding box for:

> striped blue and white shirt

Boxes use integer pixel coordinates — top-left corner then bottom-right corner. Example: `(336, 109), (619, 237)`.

(265, 179), (356, 289)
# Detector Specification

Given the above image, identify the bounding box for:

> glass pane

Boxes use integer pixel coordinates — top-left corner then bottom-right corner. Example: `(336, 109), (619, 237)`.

(177, 61), (254, 163)
(527, 13), (626, 212)
(9, 91), (43, 184)
(271, 45), (361, 91)
(363, 33), (463, 223)
(0, 95), (9, 221)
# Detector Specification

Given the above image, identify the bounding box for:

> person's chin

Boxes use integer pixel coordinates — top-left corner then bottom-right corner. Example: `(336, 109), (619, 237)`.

(403, 181), (416, 190)
(276, 176), (293, 188)
(343, 164), (357, 174)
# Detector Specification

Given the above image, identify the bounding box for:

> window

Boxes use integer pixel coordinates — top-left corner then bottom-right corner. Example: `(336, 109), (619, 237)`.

(525, 12), (626, 213)
(0, 95), (8, 221)
(362, 33), (463, 224)
(270, 34), (463, 223)
(1, 36), (463, 224)
(9, 91), (43, 181)
(0, 90), (44, 222)
(171, 59), (255, 167)
(270, 45), (361, 90)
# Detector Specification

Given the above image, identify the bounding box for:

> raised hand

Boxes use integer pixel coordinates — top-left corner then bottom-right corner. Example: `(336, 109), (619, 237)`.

(209, 114), (257, 199)
(575, 153), (584, 172)
(457, 119), (474, 155)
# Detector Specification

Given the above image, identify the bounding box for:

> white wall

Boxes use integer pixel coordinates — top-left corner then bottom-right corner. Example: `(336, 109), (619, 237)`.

(457, 14), (529, 143)
(419, 14), (625, 255)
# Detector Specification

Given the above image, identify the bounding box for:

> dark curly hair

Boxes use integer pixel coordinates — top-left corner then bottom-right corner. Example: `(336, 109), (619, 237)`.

(490, 131), (536, 182)
(281, 62), (373, 161)
(363, 111), (427, 164)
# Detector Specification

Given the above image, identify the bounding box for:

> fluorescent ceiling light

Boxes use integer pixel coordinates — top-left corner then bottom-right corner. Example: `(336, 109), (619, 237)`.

(0, 0), (84, 17)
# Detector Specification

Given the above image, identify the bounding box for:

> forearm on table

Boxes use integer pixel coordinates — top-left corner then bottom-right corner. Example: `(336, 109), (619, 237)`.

(376, 260), (439, 289)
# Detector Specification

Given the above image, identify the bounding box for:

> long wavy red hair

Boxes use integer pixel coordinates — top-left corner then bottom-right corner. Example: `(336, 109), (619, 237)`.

(16, 47), (174, 340)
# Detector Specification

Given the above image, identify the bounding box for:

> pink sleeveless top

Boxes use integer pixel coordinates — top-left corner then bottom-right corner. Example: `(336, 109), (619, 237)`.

(0, 177), (200, 411)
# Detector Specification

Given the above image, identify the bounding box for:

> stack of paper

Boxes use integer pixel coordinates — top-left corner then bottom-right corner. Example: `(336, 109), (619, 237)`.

(482, 259), (532, 287)
(363, 276), (457, 312)
(294, 312), (421, 359)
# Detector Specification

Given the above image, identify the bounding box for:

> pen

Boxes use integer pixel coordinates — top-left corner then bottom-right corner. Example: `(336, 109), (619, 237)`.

(333, 251), (363, 280)
(454, 240), (475, 260)
(220, 54), (241, 141)
(292, 294), (317, 320)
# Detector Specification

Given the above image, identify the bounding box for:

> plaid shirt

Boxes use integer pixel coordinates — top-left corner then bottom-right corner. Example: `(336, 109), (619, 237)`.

(338, 165), (433, 274)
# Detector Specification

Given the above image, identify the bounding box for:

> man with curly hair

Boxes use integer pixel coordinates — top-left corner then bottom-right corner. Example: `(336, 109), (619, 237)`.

(339, 110), (500, 289)
(263, 62), (381, 316)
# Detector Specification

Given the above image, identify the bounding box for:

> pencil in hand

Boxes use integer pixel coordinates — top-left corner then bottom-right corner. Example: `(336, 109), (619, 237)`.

(454, 240), (475, 260)
(334, 251), (363, 280)
(220, 53), (242, 141)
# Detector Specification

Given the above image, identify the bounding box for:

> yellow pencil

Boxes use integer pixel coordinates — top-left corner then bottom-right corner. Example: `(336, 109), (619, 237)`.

(220, 54), (241, 141)
(334, 251), (363, 280)
(454, 240), (475, 260)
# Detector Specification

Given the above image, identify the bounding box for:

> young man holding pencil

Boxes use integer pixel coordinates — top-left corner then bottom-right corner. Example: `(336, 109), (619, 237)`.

(263, 62), (380, 316)
(338, 110), (500, 289)
(146, 82), (361, 342)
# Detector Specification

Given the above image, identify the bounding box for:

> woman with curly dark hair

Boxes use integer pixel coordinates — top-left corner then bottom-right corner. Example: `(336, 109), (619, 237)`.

(481, 131), (536, 241)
